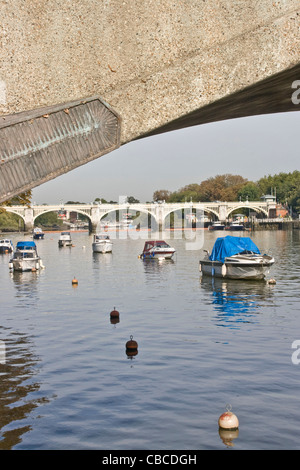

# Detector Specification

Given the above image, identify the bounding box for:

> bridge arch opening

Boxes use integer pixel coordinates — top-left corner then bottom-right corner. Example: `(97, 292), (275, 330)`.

(0, 208), (25, 232)
(97, 207), (158, 233)
(226, 205), (268, 219)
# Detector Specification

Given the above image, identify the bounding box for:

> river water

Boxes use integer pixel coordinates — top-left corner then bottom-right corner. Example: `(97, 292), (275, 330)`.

(0, 228), (300, 450)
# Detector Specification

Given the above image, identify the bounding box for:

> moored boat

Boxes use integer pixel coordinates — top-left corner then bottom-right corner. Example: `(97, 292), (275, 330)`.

(139, 240), (176, 260)
(58, 231), (72, 247)
(226, 221), (245, 231)
(209, 221), (225, 231)
(92, 234), (113, 253)
(33, 227), (45, 239)
(0, 238), (13, 253)
(9, 241), (44, 272)
(199, 235), (274, 280)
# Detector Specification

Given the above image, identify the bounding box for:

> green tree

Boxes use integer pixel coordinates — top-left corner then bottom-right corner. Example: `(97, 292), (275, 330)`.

(238, 182), (261, 201)
(127, 196), (140, 204)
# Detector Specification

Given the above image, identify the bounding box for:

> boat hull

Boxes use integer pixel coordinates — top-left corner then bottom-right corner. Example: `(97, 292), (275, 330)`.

(92, 242), (113, 253)
(58, 240), (72, 247)
(209, 225), (225, 231)
(199, 259), (273, 280)
(0, 246), (13, 253)
(11, 258), (42, 272)
(142, 250), (175, 260)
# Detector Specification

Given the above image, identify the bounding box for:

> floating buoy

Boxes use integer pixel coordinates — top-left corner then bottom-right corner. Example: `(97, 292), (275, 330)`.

(32, 267), (37, 272)
(110, 307), (120, 321)
(268, 278), (276, 285)
(126, 335), (138, 355)
(218, 404), (239, 430)
(72, 277), (78, 285)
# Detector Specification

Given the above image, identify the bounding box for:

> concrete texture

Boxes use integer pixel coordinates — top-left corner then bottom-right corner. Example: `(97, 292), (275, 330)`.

(0, 0), (299, 197)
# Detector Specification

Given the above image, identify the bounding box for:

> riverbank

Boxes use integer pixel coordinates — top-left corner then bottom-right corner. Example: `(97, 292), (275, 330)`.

(252, 220), (300, 231)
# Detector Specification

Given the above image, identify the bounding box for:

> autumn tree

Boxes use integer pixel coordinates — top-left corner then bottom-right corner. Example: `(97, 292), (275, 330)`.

(2, 190), (32, 207)
(153, 190), (171, 202)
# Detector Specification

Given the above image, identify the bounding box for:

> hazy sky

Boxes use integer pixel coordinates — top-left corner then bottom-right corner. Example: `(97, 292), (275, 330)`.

(32, 111), (300, 204)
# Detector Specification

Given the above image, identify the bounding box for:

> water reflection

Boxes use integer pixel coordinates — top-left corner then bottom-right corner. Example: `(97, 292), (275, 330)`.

(0, 328), (47, 450)
(10, 271), (40, 308)
(142, 258), (175, 285)
(200, 277), (274, 328)
(218, 427), (239, 447)
(92, 252), (113, 266)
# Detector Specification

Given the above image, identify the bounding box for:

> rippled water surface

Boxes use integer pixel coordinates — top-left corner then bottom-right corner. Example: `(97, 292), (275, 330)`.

(0, 229), (300, 450)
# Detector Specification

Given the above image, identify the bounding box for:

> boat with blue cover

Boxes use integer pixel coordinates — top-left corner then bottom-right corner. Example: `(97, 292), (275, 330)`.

(9, 241), (44, 272)
(199, 236), (274, 280)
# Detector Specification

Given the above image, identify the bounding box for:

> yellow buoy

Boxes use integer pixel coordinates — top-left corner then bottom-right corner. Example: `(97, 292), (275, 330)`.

(218, 404), (239, 430)
(268, 278), (276, 285)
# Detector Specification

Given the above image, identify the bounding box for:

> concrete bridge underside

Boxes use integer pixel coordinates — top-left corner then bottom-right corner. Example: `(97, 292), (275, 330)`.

(0, 1), (300, 203)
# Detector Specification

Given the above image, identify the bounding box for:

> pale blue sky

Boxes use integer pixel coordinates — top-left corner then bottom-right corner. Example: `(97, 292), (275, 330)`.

(32, 111), (300, 204)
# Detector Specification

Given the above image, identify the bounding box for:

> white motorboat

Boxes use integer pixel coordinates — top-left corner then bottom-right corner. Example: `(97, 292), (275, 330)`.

(226, 221), (245, 231)
(9, 241), (44, 272)
(199, 235), (274, 280)
(0, 238), (13, 253)
(33, 227), (45, 239)
(209, 221), (225, 231)
(58, 231), (72, 247)
(139, 240), (176, 260)
(92, 234), (113, 253)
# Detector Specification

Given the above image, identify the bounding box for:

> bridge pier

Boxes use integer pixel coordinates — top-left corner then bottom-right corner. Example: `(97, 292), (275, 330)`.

(90, 207), (102, 233)
(24, 208), (34, 232)
(217, 204), (228, 222)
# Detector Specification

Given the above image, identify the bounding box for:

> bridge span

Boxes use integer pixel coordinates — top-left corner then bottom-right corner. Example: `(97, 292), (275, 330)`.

(0, 1), (299, 203)
(2, 200), (274, 232)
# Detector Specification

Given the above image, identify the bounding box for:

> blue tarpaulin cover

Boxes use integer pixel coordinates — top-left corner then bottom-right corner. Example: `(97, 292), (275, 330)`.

(16, 241), (36, 249)
(209, 236), (260, 263)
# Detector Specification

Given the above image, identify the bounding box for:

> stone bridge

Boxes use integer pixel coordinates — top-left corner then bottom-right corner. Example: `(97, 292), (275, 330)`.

(0, 1), (299, 203)
(2, 200), (274, 232)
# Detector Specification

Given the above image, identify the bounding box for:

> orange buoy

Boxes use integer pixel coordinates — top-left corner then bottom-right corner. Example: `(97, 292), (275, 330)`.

(218, 405), (239, 430)
(126, 335), (138, 352)
(72, 277), (78, 285)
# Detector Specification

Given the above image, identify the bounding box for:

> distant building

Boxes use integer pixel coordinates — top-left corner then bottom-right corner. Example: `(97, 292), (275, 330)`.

(260, 194), (277, 218)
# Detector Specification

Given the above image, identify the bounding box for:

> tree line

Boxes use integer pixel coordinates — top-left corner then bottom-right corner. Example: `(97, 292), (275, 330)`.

(152, 171), (300, 215)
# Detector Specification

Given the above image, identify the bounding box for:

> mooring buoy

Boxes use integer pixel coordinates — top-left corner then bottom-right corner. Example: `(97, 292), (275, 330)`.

(126, 335), (138, 356)
(218, 404), (239, 430)
(110, 307), (120, 319)
(72, 277), (78, 286)
(110, 307), (120, 324)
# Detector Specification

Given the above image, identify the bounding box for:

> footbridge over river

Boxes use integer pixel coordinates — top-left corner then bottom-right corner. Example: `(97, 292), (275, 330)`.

(0, 1), (299, 204)
(2, 199), (274, 232)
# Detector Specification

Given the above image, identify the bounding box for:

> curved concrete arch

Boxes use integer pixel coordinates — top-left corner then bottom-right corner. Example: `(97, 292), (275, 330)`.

(226, 204), (268, 218)
(202, 208), (220, 220)
(98, 206), (158, 226)
(34, 207), (93, 225)
(2, 207), (25, 223)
